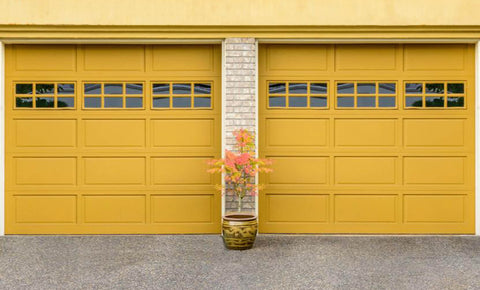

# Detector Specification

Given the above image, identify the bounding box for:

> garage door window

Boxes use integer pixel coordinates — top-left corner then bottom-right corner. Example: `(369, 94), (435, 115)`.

(15, 83), (75, 109)
(336, 81), (397, 109)
(152, 82), (212, 109)
(268, 81), (328, 108)
(83, 82), (144, 109)
(405, 82), (465, 108)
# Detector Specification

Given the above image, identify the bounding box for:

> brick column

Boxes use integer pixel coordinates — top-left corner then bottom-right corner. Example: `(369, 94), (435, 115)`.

(224, 37), (256, 213)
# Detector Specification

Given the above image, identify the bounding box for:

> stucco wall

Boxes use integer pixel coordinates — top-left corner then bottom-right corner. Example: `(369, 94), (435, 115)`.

(1, 0), (480, 26)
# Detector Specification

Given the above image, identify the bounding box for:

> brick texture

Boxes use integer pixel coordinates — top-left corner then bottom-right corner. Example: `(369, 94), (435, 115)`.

(224, 38), (256, 213)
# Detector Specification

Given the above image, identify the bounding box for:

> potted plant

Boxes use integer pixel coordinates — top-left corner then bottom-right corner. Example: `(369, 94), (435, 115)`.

(208, 129), (272, 250)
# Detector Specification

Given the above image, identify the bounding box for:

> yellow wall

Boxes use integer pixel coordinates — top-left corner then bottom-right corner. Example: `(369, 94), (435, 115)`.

(1, 0), (480, 26)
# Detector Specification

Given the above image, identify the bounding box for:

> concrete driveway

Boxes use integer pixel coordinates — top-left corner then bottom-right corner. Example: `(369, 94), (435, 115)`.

(0, 235), (479, 289)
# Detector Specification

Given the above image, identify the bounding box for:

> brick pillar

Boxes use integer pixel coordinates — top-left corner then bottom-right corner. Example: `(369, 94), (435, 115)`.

(224, 37), (256, 213)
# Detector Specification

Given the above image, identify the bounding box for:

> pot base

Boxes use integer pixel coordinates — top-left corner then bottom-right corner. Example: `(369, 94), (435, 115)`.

(222, 214), (258, 250)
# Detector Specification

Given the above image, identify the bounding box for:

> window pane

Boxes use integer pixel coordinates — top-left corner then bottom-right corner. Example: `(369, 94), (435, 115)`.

(153, 84), (170, 95)
(194, 84), (211, 95)
(337, 96), (354, 107)
(337, 83), (354, 94)
(57, 83), (75, 95)
(172, 83), (191, 94)
(126, 97), (143, 108)
(269, 83), (286, 94)
(16, 97), (33, 108)
(36, 97), (55, 108)
(357, 83), (375, 94)
(126, 83), (143, 95)
(425, 83), (444, 94)
(288, 83), (307, 94)
(447, 97), (464, 107)
(36, 84), (55, 95)
(310, 83), (327, 94)
(104, 97), (123, 108)
(104, 84), (123, 95)
(153, 97), (170, 108)
(357, 97), (376, 107)
(310, 96), (327, 107)
(406, 97), (422, 107)
(289, 96), (307, 107)
(269, 96), (286, 107)
(84, 97), (101, 108)
(405, 83), (422, 94)
(379, 83), (396, 94)
(378, 97), (396, 107)
(447, 83), (464, 94)
(425, 97), (444, 107)
(194, 97), (211, 108)
(84, 84), (101, 95)
(172, 97), (191, 108)
(16, 84), (33, 94)
(57, 97), (75, 108)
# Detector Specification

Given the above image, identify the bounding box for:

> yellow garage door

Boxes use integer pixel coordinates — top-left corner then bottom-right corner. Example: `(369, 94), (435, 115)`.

(259, 44), (475, 234)
(5, 44), (221, 234)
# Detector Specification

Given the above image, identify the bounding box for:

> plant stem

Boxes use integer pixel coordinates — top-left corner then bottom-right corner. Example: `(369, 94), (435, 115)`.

(238, 197), (242, 213)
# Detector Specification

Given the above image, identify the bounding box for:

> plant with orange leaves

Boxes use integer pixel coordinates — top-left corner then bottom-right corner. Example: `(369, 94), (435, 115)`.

(208, 129), (273, 212)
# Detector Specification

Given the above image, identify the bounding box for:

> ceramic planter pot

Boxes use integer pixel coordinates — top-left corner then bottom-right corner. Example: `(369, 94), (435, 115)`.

(222, 213), (258, 250)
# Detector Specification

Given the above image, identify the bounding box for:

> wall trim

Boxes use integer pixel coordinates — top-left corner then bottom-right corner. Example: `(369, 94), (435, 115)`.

(476, 41), (480, 235)
(258, 38), (479, 43)
(4, 24), (480, 32)
(3, 25), (480, 40)
(2, 38), (477, 45)
(221, 39), (226, 217)
(2, 39), (223, 44)
(0, 41), (4, 236)
(255, 39), (259, 218)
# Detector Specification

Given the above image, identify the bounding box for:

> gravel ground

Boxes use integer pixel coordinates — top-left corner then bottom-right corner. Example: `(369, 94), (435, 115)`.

(0, 235), (479, 289)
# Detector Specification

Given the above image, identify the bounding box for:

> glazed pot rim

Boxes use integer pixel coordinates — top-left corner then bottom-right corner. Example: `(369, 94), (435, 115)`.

(223, 213), (257, 221)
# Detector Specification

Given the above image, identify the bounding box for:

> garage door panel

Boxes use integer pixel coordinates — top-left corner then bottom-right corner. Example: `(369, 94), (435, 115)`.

(152, 119), (214, 148)
(84, 157), (146, 185)
(6, 44), (221, 234)
(84, 195), (145, 223)
(15, 119), (77, 148)
(152, 157), (212, 185)
(15, 157), (77, 185)
(152, 45), (215, 72)
(404, 119), (465, 147)
(266, 194), (328, 222)
(263, 44), (328, 73)
(266, 118), (328, 147)
(259, 43), (474, 234)
(83, 45), (145, 71)
(404, 44), (466, 71)
(334, 195), (396, 223)
(15, 195), (77, 223)
(335, 44), (397, 71)
(335, 119), (396, 147)
(13, 44), (77, 72)
(268, 157), (328, 185)
(151, 195), (213, 223)
(84, 119), (145, 148)
(335, 157), (396, 185)
(404, 157), (465, 185)
(404, 195), (465, 223)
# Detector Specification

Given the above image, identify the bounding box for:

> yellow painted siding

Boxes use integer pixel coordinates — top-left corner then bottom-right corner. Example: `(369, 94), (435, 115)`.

(5, 44), (222, 234)
(259, 44), (475, 234)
